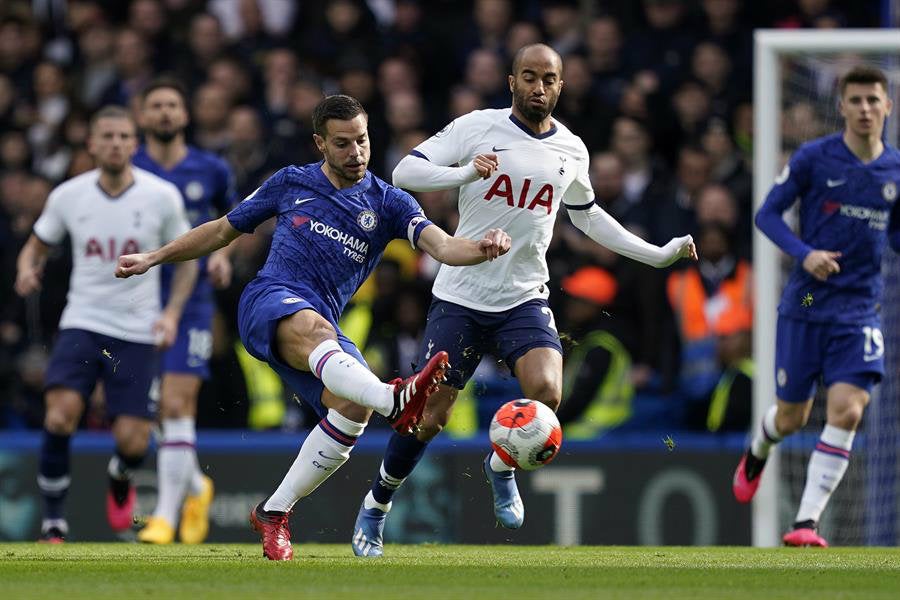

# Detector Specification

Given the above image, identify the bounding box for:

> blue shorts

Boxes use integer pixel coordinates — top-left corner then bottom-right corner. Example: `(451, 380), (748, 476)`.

(237, 278), (365, 419)
(162, 306), (214, 379)
(419, 297), (562, 390)
(775, 314), (884, 403)
(44, 328), (160, 420)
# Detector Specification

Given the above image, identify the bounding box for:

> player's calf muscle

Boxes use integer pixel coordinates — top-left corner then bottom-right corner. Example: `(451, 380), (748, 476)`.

(276, 311), (337, 369)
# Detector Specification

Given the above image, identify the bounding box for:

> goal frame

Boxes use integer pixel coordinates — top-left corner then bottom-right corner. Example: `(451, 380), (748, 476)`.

(753, 29), (900, 547)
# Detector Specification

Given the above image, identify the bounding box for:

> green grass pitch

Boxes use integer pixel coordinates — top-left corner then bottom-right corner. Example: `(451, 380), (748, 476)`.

(2, 544), (899, 599)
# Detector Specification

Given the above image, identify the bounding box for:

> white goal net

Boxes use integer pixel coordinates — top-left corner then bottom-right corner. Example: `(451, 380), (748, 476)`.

(754, 31), (900, 547)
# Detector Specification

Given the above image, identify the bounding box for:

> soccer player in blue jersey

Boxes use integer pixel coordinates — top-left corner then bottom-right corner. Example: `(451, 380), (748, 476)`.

(733, 65), (900, 547)
(116, 94), (511, 560)
(132, 79), (238, 545)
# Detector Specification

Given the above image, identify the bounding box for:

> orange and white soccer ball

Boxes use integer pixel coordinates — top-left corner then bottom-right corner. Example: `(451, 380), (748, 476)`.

(489, 399), (562, 471)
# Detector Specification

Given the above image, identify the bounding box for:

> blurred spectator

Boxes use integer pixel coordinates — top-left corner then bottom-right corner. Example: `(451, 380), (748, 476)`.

(207, 56), (254, 106)
(177, 12), (228, 90)
(667, 222), (752, 403)
(192, 82), (232, 153)
(690, 40), (740, 118)
(505, 21), (542, 63)
(590, 151), (651, 235)
(72, 24), (116, 109)
(0, 16), (39, 90)
(447, 85), (485, 120)
(624, 0), (696, 96)
(299, 0), (378, 75)
(1, 130), (31, 172)
(464, 49), (507, 109)
(540, 0), (582, 56)
(699, 0), (752, 84)
(555, 53), (614, 152)
(609, 116), (670, 210)
(700, 118), (751, 216)
(210, 0), (296, 40)
(584, 16), (628, 112)
(128, 0), (174, 70)
(455, 0), (513, 69)
(652, 144), (712, 243)
(101, 28), (154, 107)
(225, 105), (282, 195)
(777, 0), (847, 28)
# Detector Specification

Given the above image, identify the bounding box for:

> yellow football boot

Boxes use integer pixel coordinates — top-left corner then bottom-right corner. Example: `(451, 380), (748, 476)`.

(179, 475), (214, 544)
(137, 516), (175, 544)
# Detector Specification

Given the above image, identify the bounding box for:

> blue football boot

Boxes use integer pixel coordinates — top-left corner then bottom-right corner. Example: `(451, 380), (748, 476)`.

(351, 501), (388, 557)
(482, 454), (524, 528)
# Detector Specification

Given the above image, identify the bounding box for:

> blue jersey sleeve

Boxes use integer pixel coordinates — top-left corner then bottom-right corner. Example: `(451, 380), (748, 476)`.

(755, 148), (814, 261)
(388, 188), (433, 248)
(226, 168), (289, 233)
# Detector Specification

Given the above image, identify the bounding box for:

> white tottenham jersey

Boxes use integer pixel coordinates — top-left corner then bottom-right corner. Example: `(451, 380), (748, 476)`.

(412, 108), (594, 311)
(33, 168), (190, 344)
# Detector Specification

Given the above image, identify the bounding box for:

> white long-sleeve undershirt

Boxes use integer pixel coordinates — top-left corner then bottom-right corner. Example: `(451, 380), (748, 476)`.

(566, 202), (692, 268)
(391, 154), (481, 191)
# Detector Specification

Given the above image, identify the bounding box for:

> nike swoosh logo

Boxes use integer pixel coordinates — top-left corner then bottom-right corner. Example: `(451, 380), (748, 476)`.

(826, 179), (846, 188)
(864, 354), (882, 362)
(295, 197), (315, 205)
(492, 146), (510, 152)
(317, 450), (341, 460)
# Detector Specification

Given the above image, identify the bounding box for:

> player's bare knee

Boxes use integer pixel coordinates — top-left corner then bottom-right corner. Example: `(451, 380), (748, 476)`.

(776, 410), (806, 435)
(529, 383), (561, 412)
(44, 408), (78, 435)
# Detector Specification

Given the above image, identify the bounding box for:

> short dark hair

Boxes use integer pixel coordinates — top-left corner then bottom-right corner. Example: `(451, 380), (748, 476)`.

(839, 65), (888, 95)
(312, 94), (367, 137)
(141, 76), (189, 106)
(89, 105), (136, 132)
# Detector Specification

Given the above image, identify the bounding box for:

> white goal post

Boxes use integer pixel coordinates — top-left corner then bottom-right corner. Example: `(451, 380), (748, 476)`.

(753, 29), (900, 547)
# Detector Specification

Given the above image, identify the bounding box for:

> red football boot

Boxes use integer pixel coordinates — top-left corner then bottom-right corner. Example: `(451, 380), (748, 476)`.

(783, 524), (829, 548)
(387, 351), (449, 435)
(249, 502), (293, 561)
(732, 451), (767, 504)
(106, 485), (136, 532)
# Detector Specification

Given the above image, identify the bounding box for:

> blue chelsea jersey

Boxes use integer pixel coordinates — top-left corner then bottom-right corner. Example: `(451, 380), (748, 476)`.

(227, 162), (432, 323)
(133, 146), (237, 311)
(756, 133), (900, 323)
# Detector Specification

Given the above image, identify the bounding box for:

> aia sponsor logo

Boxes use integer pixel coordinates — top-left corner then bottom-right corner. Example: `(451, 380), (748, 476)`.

(483, 174), (554, 214)
(85, 238), (138, 260)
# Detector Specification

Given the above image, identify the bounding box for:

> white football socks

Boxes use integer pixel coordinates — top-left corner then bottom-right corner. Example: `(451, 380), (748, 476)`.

(795, 425), (854, 524)
(264, 409), (366, 512)
(750, 405), (783, 459)
(154, 417), (197, 526)
(308, 340), (394, 416)
(489, 451), (515, 473)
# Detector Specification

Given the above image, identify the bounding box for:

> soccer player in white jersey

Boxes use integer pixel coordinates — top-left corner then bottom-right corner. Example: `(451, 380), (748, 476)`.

(15, 106), (197, 542)
(351, 44), (697, 557)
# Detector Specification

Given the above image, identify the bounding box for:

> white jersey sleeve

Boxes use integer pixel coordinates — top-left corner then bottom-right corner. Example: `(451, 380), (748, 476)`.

(33, 187), (68, 244)
(562, 140), (594, 208)
(411, 112), (484, 166)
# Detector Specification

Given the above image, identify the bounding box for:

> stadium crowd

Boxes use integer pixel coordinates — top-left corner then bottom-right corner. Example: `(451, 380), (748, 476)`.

(0, 0), (880, 434)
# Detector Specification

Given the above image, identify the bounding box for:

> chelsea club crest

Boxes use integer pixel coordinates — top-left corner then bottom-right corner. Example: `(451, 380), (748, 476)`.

(883, 181), (897, 203)
(357, 209), (378, 231)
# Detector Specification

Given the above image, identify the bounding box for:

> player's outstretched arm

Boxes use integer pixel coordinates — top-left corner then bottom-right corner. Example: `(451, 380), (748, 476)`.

(392, 153), (499, 192)
(116, 215), (242, 278)
(416, 224), (510, 266)
(14, 234), (51, 296)
(567, 203), (696, 267)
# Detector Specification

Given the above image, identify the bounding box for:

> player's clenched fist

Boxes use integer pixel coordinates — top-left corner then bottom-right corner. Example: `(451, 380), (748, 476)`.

(477, 228), (511, 261)
(471, 153), (499, 179)
(802, 249), (842, 282)
(116, 253), (154, 278)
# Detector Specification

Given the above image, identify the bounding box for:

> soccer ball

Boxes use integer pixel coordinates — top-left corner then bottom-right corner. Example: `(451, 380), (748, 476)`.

(489, 399), (562, 471)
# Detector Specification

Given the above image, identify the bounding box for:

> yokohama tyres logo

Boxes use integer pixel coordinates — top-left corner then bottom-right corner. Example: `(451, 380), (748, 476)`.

(309, 219), (369, 263)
